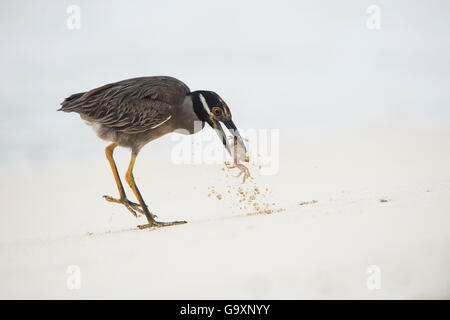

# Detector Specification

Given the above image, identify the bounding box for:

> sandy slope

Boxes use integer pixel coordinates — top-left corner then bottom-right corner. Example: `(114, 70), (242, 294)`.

(0, 126), (449, 299)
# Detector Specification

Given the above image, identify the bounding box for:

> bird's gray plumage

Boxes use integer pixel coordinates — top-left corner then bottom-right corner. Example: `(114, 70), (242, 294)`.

(59, 75), (248, 228)
(59, 76), (201, 152)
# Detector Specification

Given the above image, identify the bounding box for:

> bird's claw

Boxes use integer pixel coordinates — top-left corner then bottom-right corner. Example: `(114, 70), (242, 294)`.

(138, 220), (187, 229)
(103, 195), (158, 219)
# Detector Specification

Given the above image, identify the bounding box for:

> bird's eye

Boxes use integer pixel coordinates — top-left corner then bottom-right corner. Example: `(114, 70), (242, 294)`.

(212, 107), (223, 116)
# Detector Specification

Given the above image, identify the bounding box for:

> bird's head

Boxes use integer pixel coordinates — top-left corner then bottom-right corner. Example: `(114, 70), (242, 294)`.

(191, 90), (246, 158)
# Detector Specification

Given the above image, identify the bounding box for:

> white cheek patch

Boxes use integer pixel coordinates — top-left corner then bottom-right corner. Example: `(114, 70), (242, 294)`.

(199, 93), (212, 115)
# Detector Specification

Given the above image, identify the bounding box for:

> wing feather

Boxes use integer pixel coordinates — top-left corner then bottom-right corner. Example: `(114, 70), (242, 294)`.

(59, 76), (190, 134)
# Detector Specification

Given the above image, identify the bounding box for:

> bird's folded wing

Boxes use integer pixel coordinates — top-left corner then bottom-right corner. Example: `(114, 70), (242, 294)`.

(97, 98), (173, 134)
(59, 76), (190, 134)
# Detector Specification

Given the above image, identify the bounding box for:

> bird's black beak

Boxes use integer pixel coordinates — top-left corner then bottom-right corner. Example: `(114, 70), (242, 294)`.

(223, 119), (246, 155)
(213, 119), (246, 159)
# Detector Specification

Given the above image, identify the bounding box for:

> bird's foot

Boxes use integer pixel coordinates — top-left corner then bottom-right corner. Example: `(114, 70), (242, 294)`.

(137, 220), (187, 230)
(103, 195), (158, 219)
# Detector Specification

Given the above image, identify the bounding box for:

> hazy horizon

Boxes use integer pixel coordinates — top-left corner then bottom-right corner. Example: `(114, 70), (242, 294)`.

(1, 0), (450, 175)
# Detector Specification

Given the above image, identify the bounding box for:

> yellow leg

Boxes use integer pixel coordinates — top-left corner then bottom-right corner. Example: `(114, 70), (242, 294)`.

(103, 143), (143, 217)
(125, 152), (187, 229)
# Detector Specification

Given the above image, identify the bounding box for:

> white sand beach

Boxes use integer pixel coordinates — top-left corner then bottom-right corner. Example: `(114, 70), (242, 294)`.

(1, 126), (449, 299)
(1, 0), (450, 299)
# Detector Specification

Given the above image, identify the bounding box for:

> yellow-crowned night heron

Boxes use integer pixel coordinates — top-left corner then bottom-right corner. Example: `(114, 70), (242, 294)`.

(59, 76), (247, 229)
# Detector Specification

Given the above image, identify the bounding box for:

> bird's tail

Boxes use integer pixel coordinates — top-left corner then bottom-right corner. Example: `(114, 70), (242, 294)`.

(58, 92), (86, 112)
